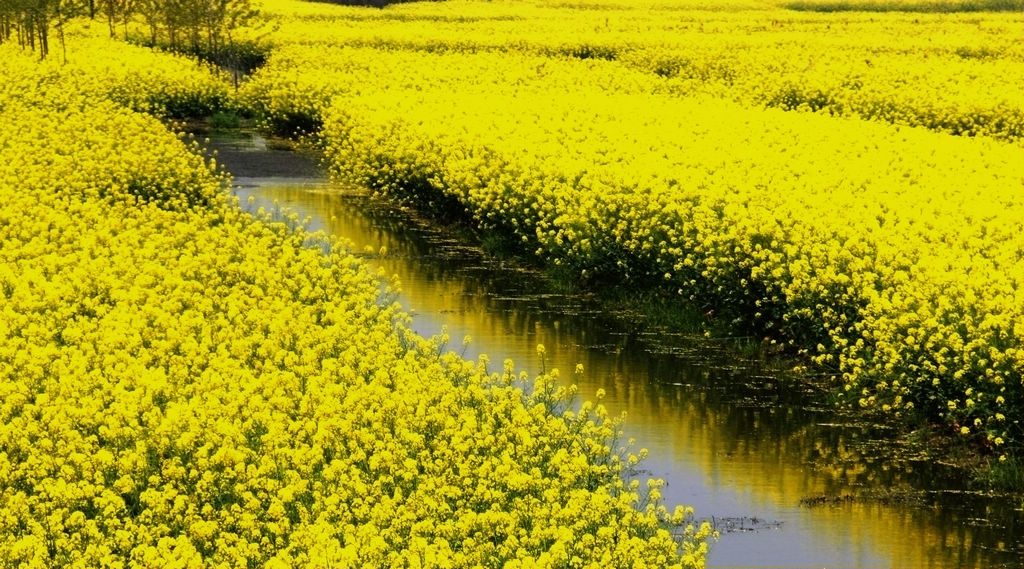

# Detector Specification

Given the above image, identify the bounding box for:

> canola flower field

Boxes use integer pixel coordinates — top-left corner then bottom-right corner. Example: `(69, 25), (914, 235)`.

(2, 0), (1023, 566)
(239, 0), (1023, 465)
(0, 29), (710, 569)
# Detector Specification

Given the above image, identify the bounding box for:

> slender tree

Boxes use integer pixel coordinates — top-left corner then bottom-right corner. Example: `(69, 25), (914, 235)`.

(97, 0), (133, 37)
(2, 0), (256, 61)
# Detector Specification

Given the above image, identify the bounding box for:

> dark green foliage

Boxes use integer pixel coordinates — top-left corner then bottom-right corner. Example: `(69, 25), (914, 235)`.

(559, 43), (618, 61)
(210, 109), (241, 130)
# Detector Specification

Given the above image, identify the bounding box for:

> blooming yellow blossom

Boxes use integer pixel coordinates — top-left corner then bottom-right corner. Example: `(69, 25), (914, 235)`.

(0, 17), (708, 568)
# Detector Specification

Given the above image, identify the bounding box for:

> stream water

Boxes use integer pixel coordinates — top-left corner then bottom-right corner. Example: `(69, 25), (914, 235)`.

(207, 132), (1022, 569)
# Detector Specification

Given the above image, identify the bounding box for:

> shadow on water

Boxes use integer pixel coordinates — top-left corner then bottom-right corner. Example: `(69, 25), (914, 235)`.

(205, 131), (1024, 569)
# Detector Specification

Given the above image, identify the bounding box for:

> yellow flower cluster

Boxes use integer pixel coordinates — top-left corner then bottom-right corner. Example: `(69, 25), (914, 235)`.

(0, 24), (231, 118)
(247, 0), (1023, 140)
(240, 0), (1023, 459)
(277, 52), (1020, 456)
(239, 43), (660, 136)
(1, 34), (710, 568)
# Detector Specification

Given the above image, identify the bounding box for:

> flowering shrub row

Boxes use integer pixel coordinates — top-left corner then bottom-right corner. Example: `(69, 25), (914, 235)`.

(259, 50), (1019, 461)
(239, 0), (1023, 463)
(247, 0), (1024, 140)
(0, 36), (710, 568)
(0, 27), (232, 118)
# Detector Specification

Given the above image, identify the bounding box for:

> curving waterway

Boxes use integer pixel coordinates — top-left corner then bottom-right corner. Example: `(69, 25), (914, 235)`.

(208, 132), (1022, 569)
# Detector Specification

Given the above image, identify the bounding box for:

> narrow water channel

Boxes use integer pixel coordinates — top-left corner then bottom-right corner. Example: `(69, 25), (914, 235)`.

(208, 132), (1022, 569)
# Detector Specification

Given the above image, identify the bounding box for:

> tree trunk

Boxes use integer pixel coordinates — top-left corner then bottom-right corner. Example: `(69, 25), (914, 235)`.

(39, 21), (49, 59)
